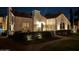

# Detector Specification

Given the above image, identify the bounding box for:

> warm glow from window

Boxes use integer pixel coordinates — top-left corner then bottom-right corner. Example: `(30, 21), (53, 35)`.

(36, 21), (45, 28)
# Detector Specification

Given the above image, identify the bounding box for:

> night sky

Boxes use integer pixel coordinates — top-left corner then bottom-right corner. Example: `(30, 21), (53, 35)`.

(0, 7), (79, 19)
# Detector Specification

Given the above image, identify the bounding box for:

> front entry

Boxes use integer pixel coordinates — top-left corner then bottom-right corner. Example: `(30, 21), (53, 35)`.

(35, 21), (45, 31)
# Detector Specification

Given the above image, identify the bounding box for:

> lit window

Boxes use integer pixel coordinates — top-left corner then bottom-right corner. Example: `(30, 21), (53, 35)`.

(22, 22), (30, 31)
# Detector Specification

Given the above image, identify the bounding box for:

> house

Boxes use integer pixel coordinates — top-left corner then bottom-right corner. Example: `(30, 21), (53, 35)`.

(32, 10), (71, 32)
(45, 12), (71, 31)
(8, 10), (47, 33)
(12, 12), (33, 32)
(8, 8), (71, 34)
(0, 16), (7, 33)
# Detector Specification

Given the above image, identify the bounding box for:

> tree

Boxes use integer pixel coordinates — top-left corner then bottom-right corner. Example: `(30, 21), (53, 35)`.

(70, 8), (73, 26)
(72, 8), (79, 27)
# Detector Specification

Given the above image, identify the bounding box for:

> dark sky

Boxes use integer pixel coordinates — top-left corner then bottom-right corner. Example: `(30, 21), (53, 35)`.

(0, 7), (79, 18)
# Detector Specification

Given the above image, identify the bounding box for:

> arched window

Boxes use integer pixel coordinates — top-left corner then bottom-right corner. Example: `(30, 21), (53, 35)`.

(60, 22), (65, 30)
(60, 23), (62, 30)
(62, 23), (65, 29)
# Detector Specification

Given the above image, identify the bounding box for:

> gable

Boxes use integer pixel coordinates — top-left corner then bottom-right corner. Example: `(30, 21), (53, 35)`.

(56, 13), (71, 25)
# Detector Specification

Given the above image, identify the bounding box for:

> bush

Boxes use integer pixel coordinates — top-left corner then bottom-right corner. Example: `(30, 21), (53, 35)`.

(12, 31), (55, 42)
(56, 30), (72, 36)
(41, 31), (53, 39)
(12, 31), (27, 42)
(1, 31), (7, 36)
(31, 31), (54, 40)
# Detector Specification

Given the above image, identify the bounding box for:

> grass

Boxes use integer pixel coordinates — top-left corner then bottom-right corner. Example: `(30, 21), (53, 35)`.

(41, 32), (79, 51)
(69, 32), (79, 39)
(0, 38), (27, 51)
(41, 39), (79, 51)
(1, 31), (79, 51)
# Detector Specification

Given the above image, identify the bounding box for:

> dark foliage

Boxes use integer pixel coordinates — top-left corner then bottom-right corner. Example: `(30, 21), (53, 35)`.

(56, 30), (72, 36)
(1, 31), (7, 36)
(74, 8), (79, 23)
(11, 31), (54, 42)
(12, 31), (27, 42)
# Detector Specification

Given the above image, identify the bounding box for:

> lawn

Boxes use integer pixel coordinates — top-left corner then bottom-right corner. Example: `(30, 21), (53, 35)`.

(0, 38), (27, 51)
(41, 39), (79, 51)
(41, 32), (79, 51)
(0, 31), (79, 51)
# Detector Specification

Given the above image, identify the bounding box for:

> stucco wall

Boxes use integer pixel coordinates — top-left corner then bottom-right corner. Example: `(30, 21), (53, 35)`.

(14, 16), (33, 32)
(46, 18), (56, 31)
